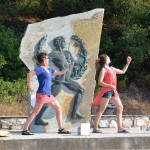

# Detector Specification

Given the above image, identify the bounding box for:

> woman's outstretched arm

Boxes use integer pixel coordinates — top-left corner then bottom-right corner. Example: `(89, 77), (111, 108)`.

(113, 56), (132, 74)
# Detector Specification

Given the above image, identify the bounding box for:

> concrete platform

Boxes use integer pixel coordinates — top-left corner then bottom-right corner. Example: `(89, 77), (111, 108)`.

(0, 128), (150, 150)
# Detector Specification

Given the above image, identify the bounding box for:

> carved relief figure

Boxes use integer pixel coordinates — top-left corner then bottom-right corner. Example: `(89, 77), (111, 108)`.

(34, 35), (88, 125)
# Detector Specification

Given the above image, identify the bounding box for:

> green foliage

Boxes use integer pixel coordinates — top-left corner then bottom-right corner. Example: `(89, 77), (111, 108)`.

(32, 0), (103, 19)
(0, 0), (149, 105)
(99, 0), (150, 88)
(51, 0), (103, 15)
(0, 54), (7, 69)
(118, 77), (128, 92)
(0, 79), (27, 105)
(0, 24), (28, 80)
(136, 74), (150, 90)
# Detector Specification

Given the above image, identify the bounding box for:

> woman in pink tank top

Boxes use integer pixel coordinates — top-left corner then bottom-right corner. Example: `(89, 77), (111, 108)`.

(91, 54), (132, 133)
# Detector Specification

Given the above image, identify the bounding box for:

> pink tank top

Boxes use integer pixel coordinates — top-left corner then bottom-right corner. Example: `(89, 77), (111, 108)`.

(90, 66), (119, 106)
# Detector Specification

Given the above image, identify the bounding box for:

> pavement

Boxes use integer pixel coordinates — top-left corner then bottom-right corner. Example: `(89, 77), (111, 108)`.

(1, 128), (150, 139)
(0, 128), (150, 150)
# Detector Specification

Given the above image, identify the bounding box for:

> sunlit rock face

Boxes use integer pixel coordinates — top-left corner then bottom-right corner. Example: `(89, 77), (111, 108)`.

(20, 9), (104, 132)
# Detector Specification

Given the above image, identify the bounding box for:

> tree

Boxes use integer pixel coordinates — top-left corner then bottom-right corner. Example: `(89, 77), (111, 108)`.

(0, 24), (28, 80)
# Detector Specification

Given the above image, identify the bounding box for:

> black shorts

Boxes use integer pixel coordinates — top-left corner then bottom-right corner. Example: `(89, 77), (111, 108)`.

(102, 90), (114, 98)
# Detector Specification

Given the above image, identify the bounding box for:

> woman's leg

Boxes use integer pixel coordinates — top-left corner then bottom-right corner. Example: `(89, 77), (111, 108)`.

(23, 103), (43, 131)
(48, 101), (62, 130)
(93, 98), (110, 131)
(110, 97), (124, 131)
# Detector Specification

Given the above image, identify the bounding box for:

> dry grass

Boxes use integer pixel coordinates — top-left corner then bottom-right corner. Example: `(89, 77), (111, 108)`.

(0, 85), (149, 116)
(120, 85), (150, 115)
(0, 101), (28, 116)
(122, 97), (150, 115)
(92, 85), (150, 116)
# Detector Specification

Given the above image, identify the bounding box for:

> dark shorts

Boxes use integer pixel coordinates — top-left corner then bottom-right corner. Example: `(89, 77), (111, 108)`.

(102, 90), (114, 98)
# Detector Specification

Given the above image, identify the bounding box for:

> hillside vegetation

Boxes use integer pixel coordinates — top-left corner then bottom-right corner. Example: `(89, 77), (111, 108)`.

(0, 0), (149, 115)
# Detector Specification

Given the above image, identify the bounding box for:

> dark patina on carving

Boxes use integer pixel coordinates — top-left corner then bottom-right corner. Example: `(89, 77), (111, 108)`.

(34, 35), (88, 125)
(69, 35), (87, 80)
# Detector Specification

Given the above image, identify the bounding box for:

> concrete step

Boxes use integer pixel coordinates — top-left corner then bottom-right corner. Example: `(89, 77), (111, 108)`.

(0, 128), (150, 150)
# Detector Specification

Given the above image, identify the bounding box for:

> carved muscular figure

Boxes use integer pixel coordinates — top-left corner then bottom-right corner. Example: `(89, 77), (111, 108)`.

(35, 36), (86, 125)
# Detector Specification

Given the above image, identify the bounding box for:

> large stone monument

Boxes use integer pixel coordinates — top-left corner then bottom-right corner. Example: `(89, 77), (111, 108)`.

(20, 9), (104, 132)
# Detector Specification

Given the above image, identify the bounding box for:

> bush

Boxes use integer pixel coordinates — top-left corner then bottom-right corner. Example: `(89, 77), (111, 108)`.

(0, 54), (7, 69)
(0, 79), (28, 105)
(0, 24), (28, 80)
(99, 0), (150, 88)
